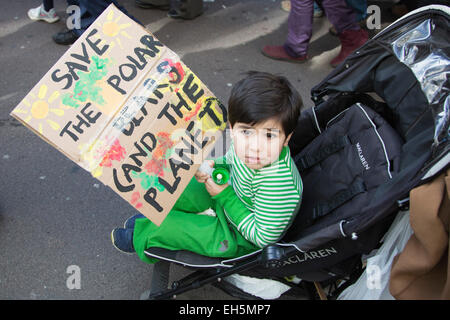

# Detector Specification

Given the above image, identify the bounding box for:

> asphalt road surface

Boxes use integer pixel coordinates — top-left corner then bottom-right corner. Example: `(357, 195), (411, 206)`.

(0, 0), (395, 300)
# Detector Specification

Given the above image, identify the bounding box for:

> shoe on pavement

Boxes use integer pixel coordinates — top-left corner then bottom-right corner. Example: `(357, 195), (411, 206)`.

(330, 28), (368, 68)
(124, 213), (146, 229)
(261, 45), (308, 63)
(111, 228), (135, 254)
(281, 0), (291, 12)
(52, 29), (79, 45)
(28, 4), (60, 23)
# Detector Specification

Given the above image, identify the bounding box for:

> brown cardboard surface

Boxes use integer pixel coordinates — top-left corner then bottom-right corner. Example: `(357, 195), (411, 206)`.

(10, 4), (227, 226)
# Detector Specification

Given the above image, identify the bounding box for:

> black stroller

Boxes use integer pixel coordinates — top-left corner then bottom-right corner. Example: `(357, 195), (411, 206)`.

(140, 5), (450, 300)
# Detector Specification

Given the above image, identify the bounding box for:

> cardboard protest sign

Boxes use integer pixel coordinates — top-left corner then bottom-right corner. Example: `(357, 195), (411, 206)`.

(10, 4), (227, 226)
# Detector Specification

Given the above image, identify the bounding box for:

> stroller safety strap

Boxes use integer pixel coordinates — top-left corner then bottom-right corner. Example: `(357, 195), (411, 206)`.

(312, 179), (366, 221)
(294, 135), (351, 171)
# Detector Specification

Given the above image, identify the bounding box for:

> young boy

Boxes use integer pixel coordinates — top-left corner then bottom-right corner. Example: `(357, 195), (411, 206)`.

(111, 71), (304, 263)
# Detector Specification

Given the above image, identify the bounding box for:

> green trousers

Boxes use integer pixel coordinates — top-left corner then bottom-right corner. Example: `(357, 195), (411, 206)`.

(133, 177), (259, 264)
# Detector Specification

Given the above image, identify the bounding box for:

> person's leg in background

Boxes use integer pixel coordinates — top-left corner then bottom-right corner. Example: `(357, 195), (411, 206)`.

(261, 0), (312, 63)
(28, 0), (60, 23)
(328, 0), (367, 36)
(345, 0), (367, 23)
(285, 0), (314, 58)
(53, 0), (142, 45)
(261, 0), (367, 66)
(53, 0), (89, 44)
(43, 0), (55, 11)
(321, 0), (368, 67)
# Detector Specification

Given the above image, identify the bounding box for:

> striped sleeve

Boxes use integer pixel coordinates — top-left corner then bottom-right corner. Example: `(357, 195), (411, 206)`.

(237, 165), (302, 248)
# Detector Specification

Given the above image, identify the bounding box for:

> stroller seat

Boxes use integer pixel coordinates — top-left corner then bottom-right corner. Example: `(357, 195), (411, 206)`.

(145, 246), (263, 269)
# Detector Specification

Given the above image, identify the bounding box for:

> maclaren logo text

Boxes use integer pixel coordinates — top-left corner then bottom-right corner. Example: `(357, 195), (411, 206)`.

(356, 142), (370, 170)
(283, 247), (338, 266)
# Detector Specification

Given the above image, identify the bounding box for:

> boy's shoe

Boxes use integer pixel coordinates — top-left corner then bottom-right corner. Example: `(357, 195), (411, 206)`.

(27, 4), (60, 23)
(111, 228), (135, 254)
(124, 213), (146, 229)
(261, 46), (308, 64)
(52, 29), (79, 45)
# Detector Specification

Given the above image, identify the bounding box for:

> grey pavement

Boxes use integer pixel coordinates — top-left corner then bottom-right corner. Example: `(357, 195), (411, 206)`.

(0, 0), (395, 300)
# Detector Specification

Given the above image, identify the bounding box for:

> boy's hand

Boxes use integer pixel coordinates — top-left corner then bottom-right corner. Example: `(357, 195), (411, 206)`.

(195, 160), (215, 183)
(205, 177), (228, 197)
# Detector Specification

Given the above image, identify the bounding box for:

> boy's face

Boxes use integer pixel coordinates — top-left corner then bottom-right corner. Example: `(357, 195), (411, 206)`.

(230, 118), (292, 170)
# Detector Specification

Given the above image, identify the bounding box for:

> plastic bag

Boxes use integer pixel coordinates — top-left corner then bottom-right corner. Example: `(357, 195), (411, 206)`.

(338, 210), (413, 300)
(224, 274), (291, 300)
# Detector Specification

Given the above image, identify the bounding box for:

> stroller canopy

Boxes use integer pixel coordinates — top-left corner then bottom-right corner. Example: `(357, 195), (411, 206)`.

(311, 5), (449, 178)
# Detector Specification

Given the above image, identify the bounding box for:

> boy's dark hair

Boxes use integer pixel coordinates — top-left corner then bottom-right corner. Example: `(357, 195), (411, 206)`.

(228, 71), (303, 136)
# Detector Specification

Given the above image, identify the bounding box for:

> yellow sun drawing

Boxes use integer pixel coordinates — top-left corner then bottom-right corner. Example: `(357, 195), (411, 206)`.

(15, 84), (67, 134)
(93, 9), (132, 50)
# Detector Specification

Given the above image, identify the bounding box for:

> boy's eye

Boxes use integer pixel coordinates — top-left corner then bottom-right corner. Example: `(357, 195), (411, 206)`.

(241, 129), (253, 136)
(266, 132), (277, 139)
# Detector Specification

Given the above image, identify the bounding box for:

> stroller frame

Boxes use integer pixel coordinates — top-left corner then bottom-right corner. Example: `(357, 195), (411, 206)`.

(141, 244), (361, 300)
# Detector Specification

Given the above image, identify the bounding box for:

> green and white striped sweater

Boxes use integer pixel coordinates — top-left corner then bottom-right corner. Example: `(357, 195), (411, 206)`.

(213, 144), (303, 248)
